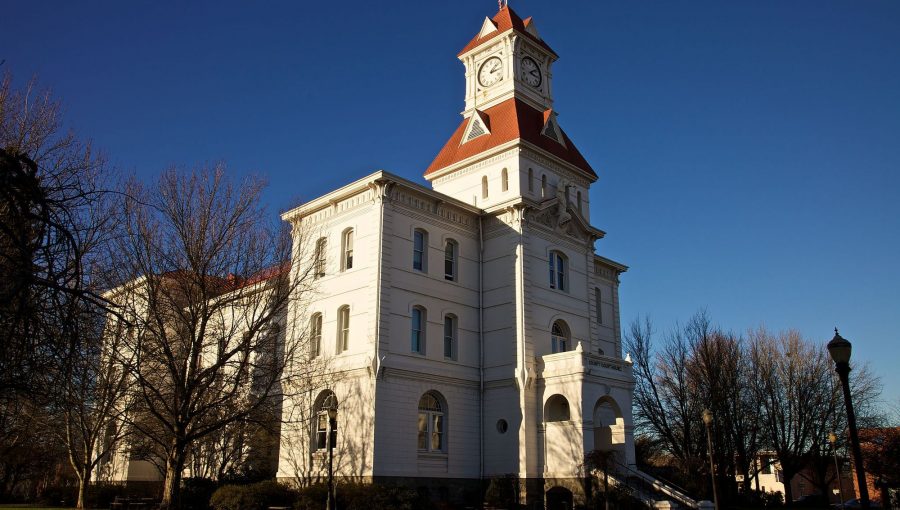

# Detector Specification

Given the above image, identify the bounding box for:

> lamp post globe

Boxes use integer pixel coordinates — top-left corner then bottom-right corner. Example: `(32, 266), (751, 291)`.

(702, 409), (719, 510)
(827, 329), (869, 510)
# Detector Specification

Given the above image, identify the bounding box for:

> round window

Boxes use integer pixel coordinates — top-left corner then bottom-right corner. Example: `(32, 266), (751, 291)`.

(496, 419), (508, 434)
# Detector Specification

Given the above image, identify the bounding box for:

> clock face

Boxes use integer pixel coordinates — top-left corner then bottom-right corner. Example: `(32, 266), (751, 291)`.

(521, 56), (542, 87)
(478, 57), (504, 87)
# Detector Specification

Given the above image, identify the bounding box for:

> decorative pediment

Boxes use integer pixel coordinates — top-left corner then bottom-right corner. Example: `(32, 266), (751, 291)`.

(526, 194), (604, 242)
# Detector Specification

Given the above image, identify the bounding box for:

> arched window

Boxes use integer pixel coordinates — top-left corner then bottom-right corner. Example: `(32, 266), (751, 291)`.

(551, 320), (570, 353)
(577, 191), (583, 212)
(411, 306), (426, 355)
(314, 390), (338, 451)
(310, 313), (322, 357)
(548, 250), (567, 291)
(341, 228), (354, 271)
(545, 394), (570, 422)
(418, 392), (446, 452)
(528, 168), (534, 192)
(501, 168), (509, 192)
(541, 174), (548, 198)
(313, 237), (327, 279)
(413, 229), (427, 272)
(444, 240), (457, 281)
(481, 175), (489, 199)
(336, 305), (350, 352)
(443, 314), (457, 359)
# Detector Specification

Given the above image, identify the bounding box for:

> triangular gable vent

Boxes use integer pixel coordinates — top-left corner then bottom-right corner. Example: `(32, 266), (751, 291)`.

(462, 111), (491, 143)
(542, 112), (565, 147)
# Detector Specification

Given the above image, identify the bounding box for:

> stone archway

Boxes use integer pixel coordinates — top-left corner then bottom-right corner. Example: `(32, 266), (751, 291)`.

(592, 396), (625, 465)
(546, 486), (574, 510)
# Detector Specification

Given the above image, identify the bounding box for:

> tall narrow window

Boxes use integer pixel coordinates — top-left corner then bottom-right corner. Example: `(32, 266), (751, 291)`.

(314, 237), (327, 279)
(341, 228), (354, 271)
(541, 175), (547, 198)
(501, 168), (509, 192)
(528, 168), (534, 192)
(548, 250), (568, 291)
(551, 320), (570, 353)
(595, 287), (603, 325)
(577, 191), (583, 212)
(443, 315), (457, 359)
(314, 391), (338, 451)
(337, 305), (350, 352)
(411, 306), (425, 355)
(444, 240), (457, 281)
(417, 392), (445, 452)
(413, 229), (427, 271)
(311, 313), (322, 357)
(481, 176), (489, 199)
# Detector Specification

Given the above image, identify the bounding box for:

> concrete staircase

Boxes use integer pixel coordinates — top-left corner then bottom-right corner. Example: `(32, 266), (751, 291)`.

(605, 461), (701, 510)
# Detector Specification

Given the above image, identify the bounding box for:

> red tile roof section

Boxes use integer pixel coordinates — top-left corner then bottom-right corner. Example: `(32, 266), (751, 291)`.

(424, 98), (597, 180)
(458, 6), (556, 57)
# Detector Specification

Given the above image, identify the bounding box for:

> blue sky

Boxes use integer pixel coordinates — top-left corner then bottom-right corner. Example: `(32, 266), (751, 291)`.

(3, 1), (899, 406)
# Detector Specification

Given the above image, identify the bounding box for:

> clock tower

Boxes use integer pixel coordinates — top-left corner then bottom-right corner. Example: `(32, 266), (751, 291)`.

(425, 6), (598, 215)
(460, 7), (557, 115)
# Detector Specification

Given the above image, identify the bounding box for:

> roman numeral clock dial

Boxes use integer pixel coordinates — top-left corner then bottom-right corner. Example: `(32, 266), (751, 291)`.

(478, 57), (504, 87)
(521, 56), (542, 87)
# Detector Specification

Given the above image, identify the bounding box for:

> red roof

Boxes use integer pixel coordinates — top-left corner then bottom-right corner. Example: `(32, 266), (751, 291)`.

(458, 6), (556, 57)
(424, 98), (597, 180)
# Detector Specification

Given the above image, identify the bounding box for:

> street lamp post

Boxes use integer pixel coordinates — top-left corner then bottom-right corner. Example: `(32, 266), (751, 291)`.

(829, 432), (846, 510)
(702, 409), (720, 510)
(827, 329), (869, 510)
(326, 406), (337, 510)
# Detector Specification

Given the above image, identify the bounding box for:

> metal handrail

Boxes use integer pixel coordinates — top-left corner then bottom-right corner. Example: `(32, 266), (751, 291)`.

(609, 459), (699, 509)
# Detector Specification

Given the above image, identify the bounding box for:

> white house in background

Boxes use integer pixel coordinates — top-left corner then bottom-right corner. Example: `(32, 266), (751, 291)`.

(275, 7), (634, 508)
(103, 6), (638, 509)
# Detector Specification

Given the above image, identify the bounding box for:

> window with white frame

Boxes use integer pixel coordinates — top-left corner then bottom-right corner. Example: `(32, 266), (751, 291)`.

(443, 314), (457, 359)
(336, 305), (350, 352)
(548, 250), (568, 291)
(314, 391), (338, 451)
(411, 306), (426, 355)
(417, 392), (445, 452)
(413, 229), (427, 272)
(501, 168), (509, 192)
(341, 228), (354, 271)
(551, 320), (570, 353)
(444, 240), (457, 281)
(310, 313), (322, 357)
(313, 237), (327, 279)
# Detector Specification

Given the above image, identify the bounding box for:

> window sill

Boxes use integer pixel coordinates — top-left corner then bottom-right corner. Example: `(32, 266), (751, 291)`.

(417, 451), (447, 458)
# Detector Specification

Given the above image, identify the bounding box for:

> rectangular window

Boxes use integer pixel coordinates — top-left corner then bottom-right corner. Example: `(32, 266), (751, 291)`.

(431, 414), (443, 451)
(443, 316), (455, 359)
(343, 230), (354, 270)
(444, 242), (456, 281)
(413, 230), (425, 271)
(316, 414), (327, 450)
(411, 308), (424, 354)
(556, 255), (566, 291)
(338, 307), (350, 352)
(311, 315), (322, 357)
(595, 287), (603, 324)
(417, 412), (427, 450)
(314, 238), (327, 279)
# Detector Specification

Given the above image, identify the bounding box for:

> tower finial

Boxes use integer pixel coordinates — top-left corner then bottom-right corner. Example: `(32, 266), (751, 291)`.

(498, 0), (508, 11)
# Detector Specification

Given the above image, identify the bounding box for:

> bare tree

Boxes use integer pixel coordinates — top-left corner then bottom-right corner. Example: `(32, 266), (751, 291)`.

(105, 166), (319, 508)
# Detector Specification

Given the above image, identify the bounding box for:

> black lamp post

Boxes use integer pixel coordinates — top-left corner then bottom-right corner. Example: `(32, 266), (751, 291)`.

(829, 432), (846, 510)
(702, 409), (720, 510)
(827, 329), (869, 510)
(326, 406), (337, 510)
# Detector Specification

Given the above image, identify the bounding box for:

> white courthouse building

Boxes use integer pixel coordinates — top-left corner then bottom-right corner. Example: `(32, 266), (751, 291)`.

(109, 6), (638, 508)
(276, 6), (635, 507)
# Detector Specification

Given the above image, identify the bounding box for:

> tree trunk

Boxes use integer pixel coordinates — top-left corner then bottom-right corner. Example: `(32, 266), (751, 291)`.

(76, 468), (89, 509)
(161, 438), (186, 510)
(783, 469), (796, 506)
